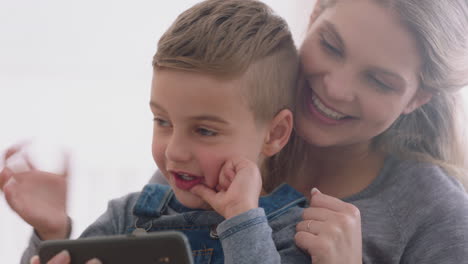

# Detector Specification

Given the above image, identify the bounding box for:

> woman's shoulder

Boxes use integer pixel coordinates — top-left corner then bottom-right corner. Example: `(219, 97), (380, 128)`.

(353, 156), (468, 262)
(383, 156), (466, 199)
(370, 156), (468, 228)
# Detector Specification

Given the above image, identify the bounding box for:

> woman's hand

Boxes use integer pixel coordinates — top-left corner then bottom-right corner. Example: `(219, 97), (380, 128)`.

(190, 157), (262, 219)
(295, 188), (363, 264)
(0, 145), (70, 240)
(30, 251), (101, 264)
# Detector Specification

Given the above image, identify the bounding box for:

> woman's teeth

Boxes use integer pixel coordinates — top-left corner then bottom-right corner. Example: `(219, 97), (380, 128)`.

(312, 95), (346, 120)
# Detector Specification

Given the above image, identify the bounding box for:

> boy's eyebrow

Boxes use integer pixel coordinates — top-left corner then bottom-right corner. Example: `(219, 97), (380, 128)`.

(150, 101), (229, 124)
(321, 20), (345, 52)
(149, 101), (165, 112)
(188, 115), (229, 124)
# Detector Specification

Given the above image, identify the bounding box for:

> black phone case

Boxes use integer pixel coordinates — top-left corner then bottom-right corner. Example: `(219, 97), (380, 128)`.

(38, 231), (193, 264)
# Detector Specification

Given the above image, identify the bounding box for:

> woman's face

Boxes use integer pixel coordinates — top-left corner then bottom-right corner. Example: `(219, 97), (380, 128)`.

(296, 0), (430, 148)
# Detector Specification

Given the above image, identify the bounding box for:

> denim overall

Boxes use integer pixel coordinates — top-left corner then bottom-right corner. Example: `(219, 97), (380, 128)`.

(129, 184), (306, 264)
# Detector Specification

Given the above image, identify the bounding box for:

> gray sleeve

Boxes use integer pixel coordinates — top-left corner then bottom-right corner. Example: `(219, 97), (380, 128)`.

(20, 231), (43, 264)
(386, 163), (468, 263)
(19, 193), (139, 264)
(400, 187), (468, 263)
(148, 170), (167, 185)
(217, 208), (309, 263)
(79, 193), (138, 238)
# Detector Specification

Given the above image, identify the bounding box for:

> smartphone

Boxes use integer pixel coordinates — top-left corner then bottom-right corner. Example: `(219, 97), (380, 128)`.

(38, 231), (193, 264)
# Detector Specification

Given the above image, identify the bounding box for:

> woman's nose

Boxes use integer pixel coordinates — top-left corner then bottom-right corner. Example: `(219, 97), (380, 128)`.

(165, 133), (191, 163)
(323, 68), (355, 102)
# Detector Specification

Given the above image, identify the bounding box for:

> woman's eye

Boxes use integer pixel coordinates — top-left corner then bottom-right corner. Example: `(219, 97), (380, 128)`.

(196, 127), (217, 136)
(153, 117), (171, 127)
(368, 75), (393, 91)
(320, 37), (342, 57)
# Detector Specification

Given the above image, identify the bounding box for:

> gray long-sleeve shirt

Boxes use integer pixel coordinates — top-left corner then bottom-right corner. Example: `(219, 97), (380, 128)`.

(345, 156), (468, 263)
(22, 155), (468, 263)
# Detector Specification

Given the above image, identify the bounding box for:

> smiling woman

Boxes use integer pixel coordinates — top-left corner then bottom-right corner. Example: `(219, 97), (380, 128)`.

(0, 1), (312, 263)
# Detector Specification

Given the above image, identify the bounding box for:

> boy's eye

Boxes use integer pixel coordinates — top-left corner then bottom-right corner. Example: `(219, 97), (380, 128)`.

(196, 127), (218, 136)
(153, 117), (171, 127)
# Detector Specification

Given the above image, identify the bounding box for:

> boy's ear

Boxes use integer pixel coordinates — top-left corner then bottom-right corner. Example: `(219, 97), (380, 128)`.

(262, 109), (293, 157)
(402, 88), (433, 114)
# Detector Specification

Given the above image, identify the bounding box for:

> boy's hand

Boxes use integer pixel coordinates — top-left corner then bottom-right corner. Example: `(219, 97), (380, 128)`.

(0, 146), (70, 240)
(190, 157), (262, 219)
(30, 251), (102, 264)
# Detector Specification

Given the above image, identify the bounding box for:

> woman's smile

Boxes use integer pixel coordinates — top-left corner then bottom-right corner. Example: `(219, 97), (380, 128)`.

(303, 84), (354, 126)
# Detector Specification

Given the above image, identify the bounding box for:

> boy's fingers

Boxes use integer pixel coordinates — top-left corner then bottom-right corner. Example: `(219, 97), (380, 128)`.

(190, 184), (217, 204)
(218, 172), (232, 191)
(0, 167), (14, 190)
(3, 141), (31, 162)
(3, 177), (23, 212)
(86, 259), (102, 264)
(47, 250), (70, 264)
(30, 255), (40, 264)
(4, 146), (21, 161)
(61, 152), (70, 179)
(22, 153), (36, 170)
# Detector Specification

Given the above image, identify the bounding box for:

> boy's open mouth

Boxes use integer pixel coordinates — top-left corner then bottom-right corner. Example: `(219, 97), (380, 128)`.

(171, 171), (203, 191)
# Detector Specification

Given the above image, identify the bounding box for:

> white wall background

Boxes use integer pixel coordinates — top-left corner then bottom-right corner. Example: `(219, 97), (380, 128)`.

(0, 1), (314, 262)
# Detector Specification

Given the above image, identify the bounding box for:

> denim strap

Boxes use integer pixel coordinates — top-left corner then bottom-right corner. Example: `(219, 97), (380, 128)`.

(133, 184), (173, 217)
(259, 183), (307, 221)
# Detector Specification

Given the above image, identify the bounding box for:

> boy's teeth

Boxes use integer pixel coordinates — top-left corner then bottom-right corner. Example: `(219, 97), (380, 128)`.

(179, 173), (195, 181)
(312, 96), (346, 120)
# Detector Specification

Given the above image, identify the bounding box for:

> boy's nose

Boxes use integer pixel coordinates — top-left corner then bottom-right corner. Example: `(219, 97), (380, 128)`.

(165, 133), (191, 163)
(323, 69), (355, 102)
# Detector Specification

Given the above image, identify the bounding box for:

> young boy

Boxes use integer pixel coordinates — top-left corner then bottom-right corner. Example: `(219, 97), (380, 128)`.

(8, 0), (309, 263)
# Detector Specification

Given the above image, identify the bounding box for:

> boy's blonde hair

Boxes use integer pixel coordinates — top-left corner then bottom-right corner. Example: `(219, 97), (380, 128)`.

(153, 0), (299, 122)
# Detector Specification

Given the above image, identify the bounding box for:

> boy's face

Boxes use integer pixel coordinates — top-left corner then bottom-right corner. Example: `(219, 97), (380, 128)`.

(150, 69), (269, 210)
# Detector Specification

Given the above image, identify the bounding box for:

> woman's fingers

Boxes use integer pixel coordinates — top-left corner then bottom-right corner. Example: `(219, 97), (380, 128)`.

(294, 230), (317, 253)
(296, 219), (326, 235)
(302, 206), (333, 222)
(310, 188), (360, 217)
(295, 188), (363, 263)
(295, 230), (333, 263)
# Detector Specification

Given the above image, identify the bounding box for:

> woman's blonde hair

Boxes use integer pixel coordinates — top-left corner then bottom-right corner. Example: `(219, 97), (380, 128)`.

(371, 0), (468, 186)
(270, 0), (468, 189)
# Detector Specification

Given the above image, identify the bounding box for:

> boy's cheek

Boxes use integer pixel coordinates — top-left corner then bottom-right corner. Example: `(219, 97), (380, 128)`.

(196, 150), (226, 187)
(151, 142), (166, 169)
